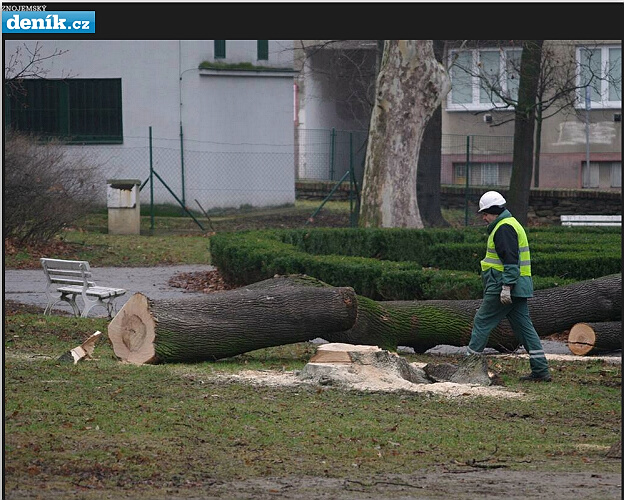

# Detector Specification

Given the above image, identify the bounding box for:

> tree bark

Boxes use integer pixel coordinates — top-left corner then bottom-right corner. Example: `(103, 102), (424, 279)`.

(108, 276), (358, 364)
(359, 40), (450, 228)
(417, 40), (450, 228)
(325, 274), (621, 353)
(567, 321), (622, 356)
(507, 40), (544, 225)
(108, 274), (620, 365)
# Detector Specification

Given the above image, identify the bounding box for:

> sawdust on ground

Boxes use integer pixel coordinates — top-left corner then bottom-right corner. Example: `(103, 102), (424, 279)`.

(209, 350), (621, 399)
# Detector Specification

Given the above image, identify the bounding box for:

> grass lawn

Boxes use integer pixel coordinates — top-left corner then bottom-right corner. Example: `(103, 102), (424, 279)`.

(4, 202), (621, 499)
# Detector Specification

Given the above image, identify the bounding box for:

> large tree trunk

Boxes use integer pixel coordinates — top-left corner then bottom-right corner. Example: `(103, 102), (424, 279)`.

(506, 40), (544, 225)
(417, 40), (450, 228)
(567, 321), (622, 355)
(108, 274), (620, 364)
(359, 40), (450, 228)
(108, 276), (358, 364)
(326, 273), (621, 353)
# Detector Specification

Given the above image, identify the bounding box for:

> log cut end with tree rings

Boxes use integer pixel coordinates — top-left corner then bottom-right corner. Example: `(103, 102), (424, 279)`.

(309, 343), (383, 364)
(108, 293), (158, 365)
(568, 323), (596, 356)
(567, 321), (622, 356)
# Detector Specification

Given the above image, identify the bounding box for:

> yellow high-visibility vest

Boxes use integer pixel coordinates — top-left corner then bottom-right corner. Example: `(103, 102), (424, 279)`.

(480, 217), (531, 276)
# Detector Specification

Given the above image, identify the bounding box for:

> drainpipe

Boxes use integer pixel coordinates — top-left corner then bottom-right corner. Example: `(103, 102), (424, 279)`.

(178, 41), (186, 208)
(178, 42), (199, 210)
(584, 86), (591, 188)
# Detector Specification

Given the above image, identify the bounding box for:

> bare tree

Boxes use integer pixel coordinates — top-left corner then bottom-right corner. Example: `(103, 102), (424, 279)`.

(417, 40), (450, 227)
(296, 40), (453, 228)
(4, 41), (70, 99)
(295, 40), (378, 130)
(4, 44), (101, 244)
(506, 40), (544, 225)
(448, 40), (620, 197)
(359, 40), (450, 228)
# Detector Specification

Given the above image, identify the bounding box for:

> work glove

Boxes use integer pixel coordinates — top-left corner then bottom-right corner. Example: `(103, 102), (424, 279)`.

(500, 285), (512, 305)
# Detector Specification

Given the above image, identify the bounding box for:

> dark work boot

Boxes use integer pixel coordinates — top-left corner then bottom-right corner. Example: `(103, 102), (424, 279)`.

(519, 372), (552, 383)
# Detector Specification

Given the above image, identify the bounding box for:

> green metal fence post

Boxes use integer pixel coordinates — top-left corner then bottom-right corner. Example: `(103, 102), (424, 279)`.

(349, 132), (356, 227)
(149, 126), (154, 232)
(329, 128), (336, 180)
(305, 170), (350, 225)
(180, 123), (186, 211)
(464, 135), (471, 227)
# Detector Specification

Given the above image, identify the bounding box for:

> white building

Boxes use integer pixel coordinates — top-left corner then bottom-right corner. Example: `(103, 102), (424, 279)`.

(4, 40), (297, 210)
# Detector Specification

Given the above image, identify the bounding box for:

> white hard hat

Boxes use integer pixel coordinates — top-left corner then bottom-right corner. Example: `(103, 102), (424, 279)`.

(478, 191), (506, 212)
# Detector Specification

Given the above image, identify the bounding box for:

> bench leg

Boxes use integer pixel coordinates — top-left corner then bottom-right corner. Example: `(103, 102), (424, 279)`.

(105, 299), (116, 319)
(45, 294), (80, 317)
(81, 296), (117, 319)
(81, 296), (102, 318)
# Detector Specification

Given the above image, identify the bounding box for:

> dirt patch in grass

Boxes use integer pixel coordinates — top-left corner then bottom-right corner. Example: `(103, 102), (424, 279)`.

(5, 469), (621, 500)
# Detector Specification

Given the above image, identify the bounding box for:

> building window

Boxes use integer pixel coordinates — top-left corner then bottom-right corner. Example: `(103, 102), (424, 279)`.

(5, 78), (122, 143)
(582, 161), (622, 188)
(214, 40), (226, 59)
(453, 162), (512, 187)
(257, 40), (269, 61)
(577, 45), (622, 109)
(448, 47), (522, 111)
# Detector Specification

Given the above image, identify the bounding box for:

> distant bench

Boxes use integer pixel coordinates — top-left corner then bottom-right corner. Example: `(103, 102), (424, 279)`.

(560, 215), (622, 227)
(40, 258), (126, 318)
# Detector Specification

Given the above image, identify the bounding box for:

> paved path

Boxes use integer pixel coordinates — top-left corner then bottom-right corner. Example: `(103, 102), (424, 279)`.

(4, 264), (215, 317)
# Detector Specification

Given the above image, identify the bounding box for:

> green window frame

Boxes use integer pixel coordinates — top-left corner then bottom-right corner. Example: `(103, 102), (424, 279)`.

(214, 40), (226, 59)
(257, 40), (269, 61)
(4, 78), (123, 143)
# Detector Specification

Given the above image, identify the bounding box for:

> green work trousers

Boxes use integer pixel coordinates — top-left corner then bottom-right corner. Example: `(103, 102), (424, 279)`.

(468, 294), (550, 377)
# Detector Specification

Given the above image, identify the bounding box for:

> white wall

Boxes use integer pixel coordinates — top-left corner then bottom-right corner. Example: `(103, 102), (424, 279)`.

(4, 40), (296, 209)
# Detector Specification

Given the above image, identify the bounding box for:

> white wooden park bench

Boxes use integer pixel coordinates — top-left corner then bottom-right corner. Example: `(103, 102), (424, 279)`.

(560, 215), (622, 227)
(40, 258), (126, 319)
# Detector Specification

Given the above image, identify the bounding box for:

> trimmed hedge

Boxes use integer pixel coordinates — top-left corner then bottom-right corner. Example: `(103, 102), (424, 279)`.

(210, 227), (620, 300)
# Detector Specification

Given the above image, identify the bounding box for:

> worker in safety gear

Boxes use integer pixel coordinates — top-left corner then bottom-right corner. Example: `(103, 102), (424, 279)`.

(467, 191), (552, 382)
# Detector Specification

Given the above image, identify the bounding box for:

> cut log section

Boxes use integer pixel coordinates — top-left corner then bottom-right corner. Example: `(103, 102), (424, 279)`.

(567, 321), (622, 356)
(322, 274), (622, 353)
(108, 278), (358, 365)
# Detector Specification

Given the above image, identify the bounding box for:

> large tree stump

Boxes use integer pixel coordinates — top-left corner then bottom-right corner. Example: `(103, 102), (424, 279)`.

(108, 277), (358, 364)
(567, 322), (622, 356)
(300, 343), (432, 388)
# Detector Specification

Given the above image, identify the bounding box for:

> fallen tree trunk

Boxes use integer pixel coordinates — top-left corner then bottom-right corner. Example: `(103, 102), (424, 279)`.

(108, 273), (621, 364)
(108, 276), (357, 364)
(567, 321), (622, 355)
(324, 274), (622, 353)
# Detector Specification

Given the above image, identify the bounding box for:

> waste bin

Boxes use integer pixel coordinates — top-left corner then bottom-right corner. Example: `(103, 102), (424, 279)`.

(107, 179), (141, 235)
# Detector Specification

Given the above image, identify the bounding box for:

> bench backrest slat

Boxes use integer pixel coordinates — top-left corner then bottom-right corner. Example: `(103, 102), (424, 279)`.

(45, 269), (92, 278)
(41, 258), (95, 287)
(561, 215), (621, 227)
(560, 215), (621, 222)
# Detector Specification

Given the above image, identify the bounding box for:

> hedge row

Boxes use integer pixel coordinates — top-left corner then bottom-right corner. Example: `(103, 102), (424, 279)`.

(208, 227), (618, 300)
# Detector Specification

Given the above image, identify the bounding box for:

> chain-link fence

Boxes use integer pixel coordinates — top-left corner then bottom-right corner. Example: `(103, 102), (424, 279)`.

(63, 128), (514, 220)
(439, 134), (515, 187)
(296, 128), (368, 187)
